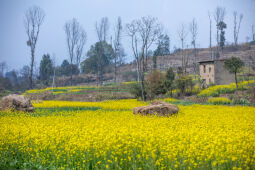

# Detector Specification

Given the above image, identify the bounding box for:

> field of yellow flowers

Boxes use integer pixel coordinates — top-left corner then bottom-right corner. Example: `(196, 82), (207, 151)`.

(0, 99), (255, 169)
(198, 80), (255, 97)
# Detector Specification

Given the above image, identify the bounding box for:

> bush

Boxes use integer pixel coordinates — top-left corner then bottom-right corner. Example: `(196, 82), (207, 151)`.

(145, 70), (166, 100)
(129, 83), (143, 99)
(232, 98), (250, 105)
(208, 97), (232, 105)
(163, 68), (175, 96)
(175, 75), (193, 96)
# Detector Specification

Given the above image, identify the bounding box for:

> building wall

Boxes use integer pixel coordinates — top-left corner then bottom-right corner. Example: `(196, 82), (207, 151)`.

(199, 63), (215, 85)
(214, 60), (235, 85)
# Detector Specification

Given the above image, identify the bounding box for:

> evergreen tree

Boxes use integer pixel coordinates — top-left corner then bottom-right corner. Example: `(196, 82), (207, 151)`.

(39, 54), (53, 85)
(217, 21), (227, 51)
(164, 68), (175, 96)
(81, 41), (114, 83)
(153, 34), (170, 70)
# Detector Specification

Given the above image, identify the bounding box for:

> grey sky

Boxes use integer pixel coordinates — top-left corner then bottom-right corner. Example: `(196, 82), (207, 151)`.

(0, 0), (255, 71)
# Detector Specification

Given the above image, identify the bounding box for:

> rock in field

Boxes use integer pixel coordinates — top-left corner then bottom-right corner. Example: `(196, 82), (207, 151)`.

(133, 101), (179, 117)
(1, 94), (34, 112)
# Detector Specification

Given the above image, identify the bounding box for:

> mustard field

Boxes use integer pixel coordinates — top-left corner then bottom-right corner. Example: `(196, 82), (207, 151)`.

(0, 99), (255, 169)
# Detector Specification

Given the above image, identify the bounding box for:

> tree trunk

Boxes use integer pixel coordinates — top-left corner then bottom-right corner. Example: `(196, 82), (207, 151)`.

(70, 64), (73, 86)
(29, 49), (35, 89)
(97, 70), (99, 86)
(193, 46), (197, 79)
(210, 19), (213, 60)
(114, 55), (117, 83)
(141, 52), (146, 101)
(235, 72), (238, 88)
(136, 60), (140, 82)
(141, 73), (145, 101)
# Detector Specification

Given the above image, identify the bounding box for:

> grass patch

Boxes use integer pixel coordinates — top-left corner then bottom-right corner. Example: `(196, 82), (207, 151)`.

(32, 107), (101, 116)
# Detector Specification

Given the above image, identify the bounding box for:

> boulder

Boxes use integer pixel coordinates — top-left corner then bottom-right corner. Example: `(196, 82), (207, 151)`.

(133, 101), (179, 117)
(1, 94), (34, 112)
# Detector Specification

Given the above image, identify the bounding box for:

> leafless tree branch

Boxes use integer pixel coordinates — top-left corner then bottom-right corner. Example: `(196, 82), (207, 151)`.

(24, 6), (45, 89)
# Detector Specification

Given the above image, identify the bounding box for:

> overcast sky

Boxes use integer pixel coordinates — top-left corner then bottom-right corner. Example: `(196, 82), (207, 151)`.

(0, 0), (255, 71)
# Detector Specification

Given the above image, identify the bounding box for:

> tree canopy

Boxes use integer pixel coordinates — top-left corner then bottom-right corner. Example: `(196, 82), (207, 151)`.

(224, 57), (244, 88)
(39, 54), (53, 85)
(81, 41), (114, 75)
(56, 60), (79, 77)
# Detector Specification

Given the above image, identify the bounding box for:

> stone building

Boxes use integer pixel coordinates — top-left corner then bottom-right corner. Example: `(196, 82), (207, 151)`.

(199, 59), (235, 86)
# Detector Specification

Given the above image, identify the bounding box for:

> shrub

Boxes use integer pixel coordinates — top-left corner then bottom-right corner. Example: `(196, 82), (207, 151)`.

(129, 83), (143, 99)
(232, 98), (250, 105)
(145, 70), (166, 100)
(163, 68), (175, 96)
(175, 75), (193, 96)
(208, 97), (232, 105)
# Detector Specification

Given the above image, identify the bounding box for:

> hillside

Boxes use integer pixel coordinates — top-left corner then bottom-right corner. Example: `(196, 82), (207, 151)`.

(48, 43), (255, 86)
(118, 43), (255, 81)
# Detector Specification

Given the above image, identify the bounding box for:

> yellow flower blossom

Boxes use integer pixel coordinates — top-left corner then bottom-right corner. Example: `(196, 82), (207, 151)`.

(0, 99), (254, 169)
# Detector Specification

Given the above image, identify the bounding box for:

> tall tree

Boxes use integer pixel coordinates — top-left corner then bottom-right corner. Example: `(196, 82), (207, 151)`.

(153, 34), (170, 70)
(76, 30), (87, 68)
(95, 17), (110, 85)
(127, 16), (161, 101)
(96, 17), (109, 42)
(113, 17), (125, 83)
(217, 21), (227, 51)
(233, 11), (243, 46)
(154, 34), (170, 56)
(214, 6), (226, 54)
(64, 18), (87, 85)
(39, 54), (53, 85)
(224, 57), (244, 88)
(190, 18), (198, 78)
(24, 6), (45, 89)
(178, 24), (188, 74)
(208, 12), (213, 60)
(81, 41), (114, 78)
(126, 21), (140, 82)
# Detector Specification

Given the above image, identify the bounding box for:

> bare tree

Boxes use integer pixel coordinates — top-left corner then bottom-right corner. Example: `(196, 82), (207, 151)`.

(95, 17), (110, 85)
(190, 18), (198, 78)
(208, 11), (213, 60)
(127, 16), (161, 100)
(214, 6), (226, 53)
(126, 21), (140, 82)
(233, 11), (243, 46)
(76, 31), (87, 67)
(113, 17), (124, 83)
(64, 18), (87, 85)
(24, 6), (45, 89)
(96, 17), (109, 42)
(178, 24), (188, 74)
